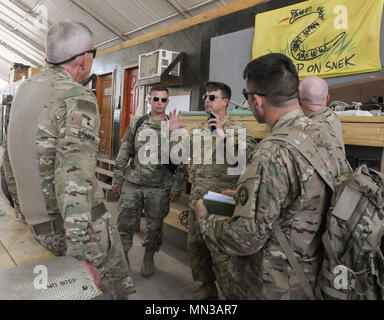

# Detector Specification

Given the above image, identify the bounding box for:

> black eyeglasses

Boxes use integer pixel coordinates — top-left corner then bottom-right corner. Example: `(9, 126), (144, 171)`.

(46, 49), (97, 66)
(153, 97), (168, 103)
(242, 89), (267, 100)
(202, 94), (225, 102)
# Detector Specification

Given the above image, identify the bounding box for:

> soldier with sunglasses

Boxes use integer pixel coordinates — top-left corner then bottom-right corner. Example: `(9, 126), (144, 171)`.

(185, 81), (256, 300)
(112, 85), (188, 278)
(195, 54), (350, 300)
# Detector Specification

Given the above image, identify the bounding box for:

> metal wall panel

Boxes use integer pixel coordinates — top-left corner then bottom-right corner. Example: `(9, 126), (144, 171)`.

(209, 27), (254, 108)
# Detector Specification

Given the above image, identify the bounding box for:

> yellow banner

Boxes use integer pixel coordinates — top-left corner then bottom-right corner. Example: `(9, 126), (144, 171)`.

(252, 0), (384, 79)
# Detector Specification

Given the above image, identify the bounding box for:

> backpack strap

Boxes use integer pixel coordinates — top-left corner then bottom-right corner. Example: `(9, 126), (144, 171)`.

(274, 224), (316, 300)
(263, 127), (334, 191)
(132, 113), (170, 141)
(130, 113), (150, 159)
(265, 127), (335, 300)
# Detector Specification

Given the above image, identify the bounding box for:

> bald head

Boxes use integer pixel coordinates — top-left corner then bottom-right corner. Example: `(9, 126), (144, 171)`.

(299, 76), (330, 116)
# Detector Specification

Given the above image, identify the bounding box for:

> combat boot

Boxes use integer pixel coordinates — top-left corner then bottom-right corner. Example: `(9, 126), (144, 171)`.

(140, 249), (156, 278)
(184, 282), (218, 300)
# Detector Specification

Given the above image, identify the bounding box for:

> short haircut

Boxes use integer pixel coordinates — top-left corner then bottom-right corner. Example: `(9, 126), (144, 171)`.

(46, 21), (93, 66)
(243, 53), (299, 107)
(204, 81), (231, 100)
(150, 85), (169, 96)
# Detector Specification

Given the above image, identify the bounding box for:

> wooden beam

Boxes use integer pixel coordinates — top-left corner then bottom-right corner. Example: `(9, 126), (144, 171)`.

(97, 0), (268, 58)
(170, 91), (191, 96)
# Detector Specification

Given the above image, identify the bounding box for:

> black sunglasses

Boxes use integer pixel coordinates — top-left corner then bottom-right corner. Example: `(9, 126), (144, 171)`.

(202, 94), (225, 102)
(242, 89), (267, 100)
(153, 97), (168, 103)
(46, 49), (97, 66)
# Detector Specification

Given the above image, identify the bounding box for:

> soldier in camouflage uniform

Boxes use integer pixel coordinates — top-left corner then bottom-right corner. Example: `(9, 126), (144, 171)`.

(195, 54), (351, 299)
(7, 21), (134, 299)
(299, 75), (345, 153)
(112, 85), (187, 278)
(1, 95), (24, 220)
(185, 81), (257, 300)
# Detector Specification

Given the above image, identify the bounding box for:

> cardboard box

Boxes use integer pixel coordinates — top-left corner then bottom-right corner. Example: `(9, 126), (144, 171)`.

(9, 68), (28, 84)
(28, 67), (41, 78)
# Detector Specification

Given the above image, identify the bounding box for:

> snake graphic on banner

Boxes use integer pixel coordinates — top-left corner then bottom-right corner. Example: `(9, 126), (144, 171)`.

(252, 0), (383, 79)
(289, 6), (346, 61)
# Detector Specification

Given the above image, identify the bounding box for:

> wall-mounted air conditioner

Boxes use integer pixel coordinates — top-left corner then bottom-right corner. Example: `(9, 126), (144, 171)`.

(138, 49), (180, 81)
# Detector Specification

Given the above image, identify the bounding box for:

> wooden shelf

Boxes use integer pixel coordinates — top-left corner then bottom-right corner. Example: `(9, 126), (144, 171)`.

(339, 116), (384, 123)
(96, 167), (114, 178)
(96, 158), (116, 201)
(98, 180), (112, 191)
(97, 157), (116, 166)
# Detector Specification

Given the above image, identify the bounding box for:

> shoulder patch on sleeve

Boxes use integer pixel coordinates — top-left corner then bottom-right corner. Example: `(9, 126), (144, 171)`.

(233, 162), (263, 218)
(75, 99), (97, 114)
(238, 186), (249, 206)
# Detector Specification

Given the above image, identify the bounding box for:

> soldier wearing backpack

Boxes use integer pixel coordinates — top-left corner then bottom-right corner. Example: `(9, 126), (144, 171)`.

(194, 53), (351, 299)
(112, 85), (188, 278)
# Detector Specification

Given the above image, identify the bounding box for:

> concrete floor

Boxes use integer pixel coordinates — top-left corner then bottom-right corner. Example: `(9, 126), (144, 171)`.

(105, 202), (200, 300)
(129, 223), (200, 300)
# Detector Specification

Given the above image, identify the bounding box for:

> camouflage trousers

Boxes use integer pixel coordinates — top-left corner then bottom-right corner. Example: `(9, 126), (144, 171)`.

(188, 181), (240, 299)
(117, 180), (171, 254)
(188, 209), (241, 299)
(187, 209), (215, 283)
(33, 211), (136, 299)
(202, 235), (252, 299)
(2, 149), (24, 221)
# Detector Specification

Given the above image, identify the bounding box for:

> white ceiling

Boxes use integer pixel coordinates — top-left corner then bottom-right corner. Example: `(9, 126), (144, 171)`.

(0, 0), (236, 87)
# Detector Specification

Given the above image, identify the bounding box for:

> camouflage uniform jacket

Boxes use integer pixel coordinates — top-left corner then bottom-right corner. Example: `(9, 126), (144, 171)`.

(8, 64), (105, 261)
(188, 115), (257, 208)
(309, 108), (345, 153)
(112, 116), (187, 196)
(199, 109), (351, 299)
